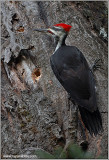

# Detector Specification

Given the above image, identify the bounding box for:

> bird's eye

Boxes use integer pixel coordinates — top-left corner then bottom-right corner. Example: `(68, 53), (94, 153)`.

(52, 26), (63, 31)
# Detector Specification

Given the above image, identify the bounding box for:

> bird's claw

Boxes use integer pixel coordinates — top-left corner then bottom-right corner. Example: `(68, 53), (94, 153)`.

(91, 59), (103, 72)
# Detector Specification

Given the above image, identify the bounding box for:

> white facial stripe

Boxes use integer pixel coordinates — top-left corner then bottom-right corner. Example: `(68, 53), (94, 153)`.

(53, 26), (61, 29)
(48, 27), (67, 52)
(53, 26), (64, 32)
(49, 28), (57, 35)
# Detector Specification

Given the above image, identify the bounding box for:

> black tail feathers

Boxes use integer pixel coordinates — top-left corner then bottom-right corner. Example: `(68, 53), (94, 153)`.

(78, 106), (103, 136)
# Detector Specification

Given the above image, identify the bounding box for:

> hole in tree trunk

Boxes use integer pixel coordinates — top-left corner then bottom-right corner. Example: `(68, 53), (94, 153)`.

(32, 68), (41, 82)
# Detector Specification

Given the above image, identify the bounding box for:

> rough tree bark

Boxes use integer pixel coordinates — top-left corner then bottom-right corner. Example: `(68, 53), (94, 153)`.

(1, 1), (108, 159)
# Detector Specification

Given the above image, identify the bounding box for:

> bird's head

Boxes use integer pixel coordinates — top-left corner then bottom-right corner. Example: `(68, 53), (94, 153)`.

(34, 23), (72, 38)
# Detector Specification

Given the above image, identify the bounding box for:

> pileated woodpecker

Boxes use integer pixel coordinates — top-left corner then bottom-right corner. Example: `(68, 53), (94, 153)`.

(34, 23), (103, 136)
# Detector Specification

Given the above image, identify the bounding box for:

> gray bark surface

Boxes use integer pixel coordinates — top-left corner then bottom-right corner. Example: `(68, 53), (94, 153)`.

(1, 1), (108, 158)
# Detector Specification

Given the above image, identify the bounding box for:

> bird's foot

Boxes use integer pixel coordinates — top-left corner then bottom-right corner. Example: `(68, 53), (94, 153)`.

(91, 59), (103, 72)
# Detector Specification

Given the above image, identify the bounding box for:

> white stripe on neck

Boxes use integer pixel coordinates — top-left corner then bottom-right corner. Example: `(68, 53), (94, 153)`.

(55, 40), (62, 52)
(54, 34), (66, 53)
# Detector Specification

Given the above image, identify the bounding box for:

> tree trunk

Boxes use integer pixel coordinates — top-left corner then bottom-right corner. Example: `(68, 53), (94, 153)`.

(1, 1), (108, 158)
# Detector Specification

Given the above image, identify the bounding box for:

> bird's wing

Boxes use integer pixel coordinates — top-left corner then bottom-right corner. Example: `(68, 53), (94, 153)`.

(50, 58), (97, 112)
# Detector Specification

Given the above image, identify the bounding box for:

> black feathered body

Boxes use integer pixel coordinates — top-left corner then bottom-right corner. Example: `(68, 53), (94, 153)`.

(50, 45), (102, 135)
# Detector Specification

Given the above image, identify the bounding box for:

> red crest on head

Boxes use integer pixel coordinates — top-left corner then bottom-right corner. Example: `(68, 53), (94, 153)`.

(54, 23), (72, 32)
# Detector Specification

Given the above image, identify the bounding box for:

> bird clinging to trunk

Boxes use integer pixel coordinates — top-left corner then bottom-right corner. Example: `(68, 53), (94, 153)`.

(34, 23), (103, 136)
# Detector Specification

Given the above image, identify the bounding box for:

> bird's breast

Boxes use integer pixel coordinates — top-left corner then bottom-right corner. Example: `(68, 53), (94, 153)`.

(51, 46), (83, 71)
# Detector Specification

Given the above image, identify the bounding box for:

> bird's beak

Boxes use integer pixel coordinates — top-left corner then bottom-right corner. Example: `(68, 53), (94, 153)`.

(33, 28), (49, 33)
(33, 28), (54, 35)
